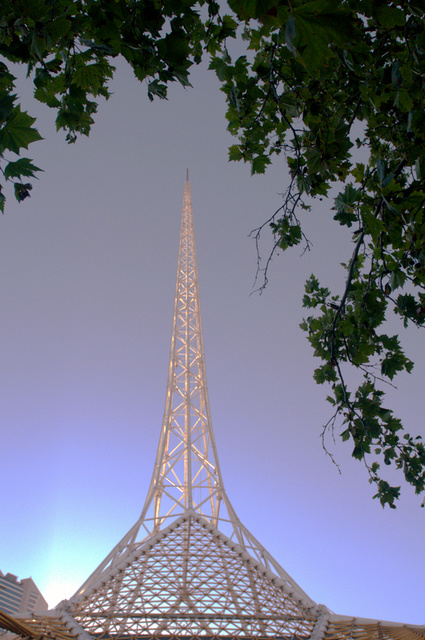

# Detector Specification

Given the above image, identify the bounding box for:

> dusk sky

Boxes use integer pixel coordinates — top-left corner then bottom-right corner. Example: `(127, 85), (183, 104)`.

(1, 56), (424, 625)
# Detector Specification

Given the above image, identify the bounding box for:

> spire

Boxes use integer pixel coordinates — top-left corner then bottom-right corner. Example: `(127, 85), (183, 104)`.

(7, 182), (421, 640)
(59, 179), (318, 634)
(143, 177), (226, 529)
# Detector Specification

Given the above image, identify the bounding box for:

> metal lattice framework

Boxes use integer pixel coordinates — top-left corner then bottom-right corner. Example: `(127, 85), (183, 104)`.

(324, 619), (425, 640)
(62, 178), (313, 615)
(5, 179), (420, 640)
(69, 514), (317, 639)
(3, 610), (425, 640)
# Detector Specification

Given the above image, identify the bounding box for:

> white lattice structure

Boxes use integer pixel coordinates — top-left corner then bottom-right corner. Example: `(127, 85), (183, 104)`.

(6, 179), (422, 640)
(68, 515), (318, 639)
(53, 178), (319, 637)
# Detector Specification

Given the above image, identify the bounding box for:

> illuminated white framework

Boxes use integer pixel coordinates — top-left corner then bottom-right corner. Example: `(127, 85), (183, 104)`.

(6, 179), (422, 640)
(57, 178), (320, 638)
(63, 178), (313, 601)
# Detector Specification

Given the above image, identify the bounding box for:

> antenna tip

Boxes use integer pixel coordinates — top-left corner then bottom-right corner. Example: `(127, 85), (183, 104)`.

(186, 168), (189, 182)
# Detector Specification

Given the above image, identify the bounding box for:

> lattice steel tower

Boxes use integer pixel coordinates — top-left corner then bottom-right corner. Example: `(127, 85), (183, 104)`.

(11, 179), (421, 640)
(56, 177), (321, 638)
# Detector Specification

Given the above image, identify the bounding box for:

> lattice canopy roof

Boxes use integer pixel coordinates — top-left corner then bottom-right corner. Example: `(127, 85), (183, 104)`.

(67, 513), (317, 639)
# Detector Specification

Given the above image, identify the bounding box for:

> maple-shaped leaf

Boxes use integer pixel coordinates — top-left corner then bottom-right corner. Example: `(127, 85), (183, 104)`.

(4, 157), (42, 181)
(0, 106), (43, 155)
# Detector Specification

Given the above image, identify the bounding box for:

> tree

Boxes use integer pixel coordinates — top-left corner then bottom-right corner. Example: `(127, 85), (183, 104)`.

(0, 0), (234, 204)
(1, 0), (425, 507)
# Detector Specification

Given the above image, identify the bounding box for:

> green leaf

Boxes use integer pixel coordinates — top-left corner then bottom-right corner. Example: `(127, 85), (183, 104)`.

(251, 155), (270, 174)
(291, 1), (354, 70)
(228, 144), (243, 162)
(4, 157), (41, 181)
(313, 367), (326, 384)
(158, 31), (190, 66)
(209, 56), (232, 82)
(341, 429), (350, 442)
(390, 269), (406, 291)
(333, 184), (360, 227)
(228, 0), (283, 21)
(381, 355), (406, 380)
(14, 182), (32, 202)
(376, 6), (405, 29)
(0, 107), (43, 154)
(351, 163), (365, 183)
(147, 80), (168, 100)
(395, 88), (414, 112)
(73, 64), (105, 94)
(46, 17), (72, 41)
(0, 93), (15, 121)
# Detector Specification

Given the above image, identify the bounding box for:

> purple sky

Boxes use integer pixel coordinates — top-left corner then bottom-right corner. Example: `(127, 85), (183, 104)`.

(1, 59), (424, 624)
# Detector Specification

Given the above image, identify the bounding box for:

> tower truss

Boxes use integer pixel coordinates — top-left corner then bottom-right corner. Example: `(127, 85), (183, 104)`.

(64, 178), (313, 612)
(5, 179), (421, 640)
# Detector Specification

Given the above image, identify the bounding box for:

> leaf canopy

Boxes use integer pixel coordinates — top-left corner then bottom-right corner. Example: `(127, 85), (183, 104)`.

(1, 0), (425, 506)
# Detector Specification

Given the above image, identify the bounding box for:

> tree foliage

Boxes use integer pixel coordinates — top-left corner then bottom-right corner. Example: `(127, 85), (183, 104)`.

(1, 0), (425, 506)
(0, 0), (233, 206)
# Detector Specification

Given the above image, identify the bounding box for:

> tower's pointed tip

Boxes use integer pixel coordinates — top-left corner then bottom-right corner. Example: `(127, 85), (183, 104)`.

(186, 168), (189, 183)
